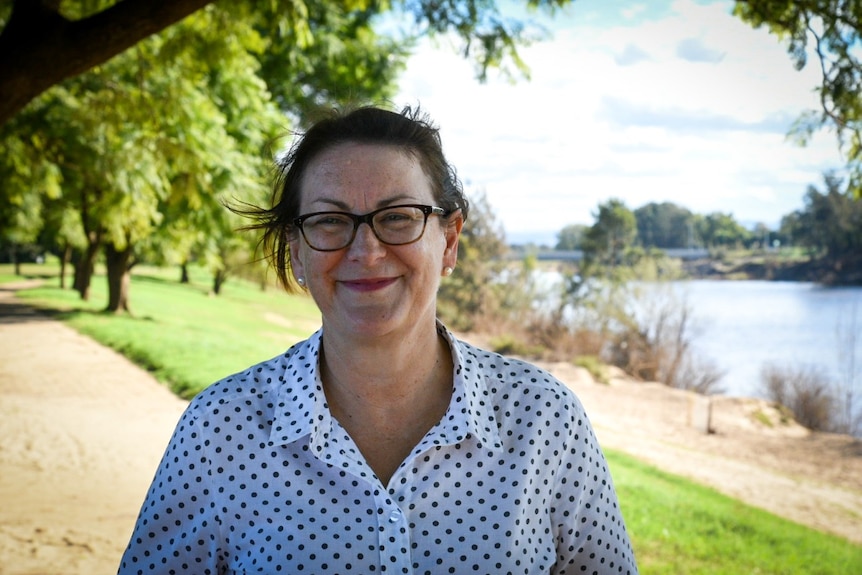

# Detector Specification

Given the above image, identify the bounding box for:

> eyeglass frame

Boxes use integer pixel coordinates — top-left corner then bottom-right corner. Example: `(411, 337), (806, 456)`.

(292, 203), (450, 252)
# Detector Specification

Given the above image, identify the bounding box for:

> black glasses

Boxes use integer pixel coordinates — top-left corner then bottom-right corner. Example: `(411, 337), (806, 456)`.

(293, 204), (448, 252)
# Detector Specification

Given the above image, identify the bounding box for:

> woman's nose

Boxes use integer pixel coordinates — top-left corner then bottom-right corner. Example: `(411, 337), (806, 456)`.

(347, 221), (387, 259)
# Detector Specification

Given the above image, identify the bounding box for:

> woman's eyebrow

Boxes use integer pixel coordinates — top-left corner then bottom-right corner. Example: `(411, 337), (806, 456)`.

(309, 195), (419, 211)
(309, 198), (351, 210)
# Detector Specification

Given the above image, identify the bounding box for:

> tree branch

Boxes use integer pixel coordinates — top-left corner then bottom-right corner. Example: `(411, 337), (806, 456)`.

(0, 0), (214, 125)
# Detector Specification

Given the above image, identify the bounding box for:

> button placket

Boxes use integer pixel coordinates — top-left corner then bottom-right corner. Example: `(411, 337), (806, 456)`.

(375, 495), (411, 574)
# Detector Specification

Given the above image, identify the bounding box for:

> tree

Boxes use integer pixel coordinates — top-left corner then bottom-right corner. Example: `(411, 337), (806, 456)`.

(554, 223), (587, 251)
(1, 0), (576, 313)
(791, 172), (862, 264)
(634, 202), (696, 249)
(0, 94), (63, 273)
(694, 211), (751, 249)
(733, 0), (862, 191)
(436, 189), (509, 331)
(751, 221), (773, 249)
(0, 0), (572, 126)
(0, 0), (404, 312)
(580, 198), (638, 273)
(0, 8), (272, 307)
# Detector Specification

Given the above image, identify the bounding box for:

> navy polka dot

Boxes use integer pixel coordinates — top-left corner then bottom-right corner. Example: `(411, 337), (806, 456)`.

(119, 325), (637, 574)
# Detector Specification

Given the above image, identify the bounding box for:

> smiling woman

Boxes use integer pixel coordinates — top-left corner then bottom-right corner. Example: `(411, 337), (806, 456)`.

(118, 105), (639, 574)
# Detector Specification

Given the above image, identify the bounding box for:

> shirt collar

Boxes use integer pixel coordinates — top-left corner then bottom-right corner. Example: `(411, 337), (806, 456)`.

(269, 324), (503, 454)
(438, 324), (504, 452)
(269, 329), (325, 446)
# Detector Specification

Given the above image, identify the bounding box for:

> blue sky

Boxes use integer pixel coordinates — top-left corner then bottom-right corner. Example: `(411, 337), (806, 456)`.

(395, 0), (847, 245)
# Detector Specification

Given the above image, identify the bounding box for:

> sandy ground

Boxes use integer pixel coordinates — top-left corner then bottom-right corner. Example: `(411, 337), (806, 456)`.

(1, 281), (860, 574)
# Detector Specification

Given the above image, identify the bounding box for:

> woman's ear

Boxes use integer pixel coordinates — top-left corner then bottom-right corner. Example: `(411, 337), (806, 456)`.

(290, 238), (306, 287)
(442, 211), (464, 271)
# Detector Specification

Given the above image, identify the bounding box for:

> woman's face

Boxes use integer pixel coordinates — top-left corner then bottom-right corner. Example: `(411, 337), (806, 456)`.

(290, 142), (462, 340)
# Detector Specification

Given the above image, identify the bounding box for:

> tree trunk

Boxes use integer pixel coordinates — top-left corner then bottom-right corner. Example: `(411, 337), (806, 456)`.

(212, 269), (227, 295)
(60, 243), (72, 289)
(12, 245), (20, 276)
(73, 231), (101, 301)
(104, 243), (133, 313)
(74, 189), (102, 300)
(180, 262), (190, 284)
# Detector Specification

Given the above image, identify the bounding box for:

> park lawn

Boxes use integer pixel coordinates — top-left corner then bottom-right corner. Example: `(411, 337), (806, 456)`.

(8, 263), (321, 398)
(607, 450), (862, 573)
(2, 263), (861, 574)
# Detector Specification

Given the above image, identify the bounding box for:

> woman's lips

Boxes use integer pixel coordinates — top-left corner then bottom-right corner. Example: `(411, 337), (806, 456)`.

(341, 277), (397, 292)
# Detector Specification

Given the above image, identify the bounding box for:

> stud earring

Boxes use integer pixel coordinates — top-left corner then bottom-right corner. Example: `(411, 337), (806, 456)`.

(296, 277), (306, 287)
(443, 267), (454, 277)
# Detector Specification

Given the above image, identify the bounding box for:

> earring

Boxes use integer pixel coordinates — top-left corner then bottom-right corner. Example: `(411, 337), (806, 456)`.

(296, 277), (306, 287)
(443, 267), (454, 277)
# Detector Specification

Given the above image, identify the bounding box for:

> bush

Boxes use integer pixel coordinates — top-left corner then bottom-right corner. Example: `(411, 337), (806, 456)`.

(600, 279), (725, 395)
(760, 362), (837, 432)
(489, 335), (544, 358)
(436, 190), (510, 332)
(670, 354), (726, 395)
(574, 355), (609, 384)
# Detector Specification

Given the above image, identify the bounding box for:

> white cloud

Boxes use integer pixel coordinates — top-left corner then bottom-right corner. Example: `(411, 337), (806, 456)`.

(395, 0), (846, 242)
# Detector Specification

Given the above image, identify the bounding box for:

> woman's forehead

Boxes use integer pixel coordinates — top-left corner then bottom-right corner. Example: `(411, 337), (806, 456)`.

(300, 143), (434, 207)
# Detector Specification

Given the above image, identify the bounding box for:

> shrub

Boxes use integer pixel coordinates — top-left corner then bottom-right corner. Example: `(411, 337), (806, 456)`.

(600, 279), (725, 395)
(574, 355), (609, 384)
(489, 334), (544, 358)
(436, 190), (510, 332)
(760, 362), (837, 432)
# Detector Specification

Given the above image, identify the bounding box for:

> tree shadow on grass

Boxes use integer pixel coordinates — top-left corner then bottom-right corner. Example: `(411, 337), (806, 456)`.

(132, 273), (212, 296)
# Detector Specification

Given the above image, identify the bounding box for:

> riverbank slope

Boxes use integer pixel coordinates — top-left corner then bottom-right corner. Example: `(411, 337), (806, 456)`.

(683, 253), (862, 284)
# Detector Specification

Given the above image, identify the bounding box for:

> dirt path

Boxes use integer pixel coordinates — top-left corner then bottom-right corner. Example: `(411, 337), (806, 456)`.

(0, 283), (187, 575)
(1, 282), (860, 574)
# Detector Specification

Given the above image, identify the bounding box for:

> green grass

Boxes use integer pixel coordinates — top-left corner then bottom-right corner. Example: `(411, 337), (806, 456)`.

(607, 450), (862, 573)
(0, 260), (64, 284)
(2, 263), (861, 573)
(2, 263), (321, 398)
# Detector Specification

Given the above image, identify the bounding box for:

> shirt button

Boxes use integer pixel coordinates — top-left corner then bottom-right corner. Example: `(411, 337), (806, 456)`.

(388, 509), (402, 523)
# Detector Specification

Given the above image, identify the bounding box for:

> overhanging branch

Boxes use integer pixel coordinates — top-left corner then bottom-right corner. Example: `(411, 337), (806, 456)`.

(0, 0), (214, 125)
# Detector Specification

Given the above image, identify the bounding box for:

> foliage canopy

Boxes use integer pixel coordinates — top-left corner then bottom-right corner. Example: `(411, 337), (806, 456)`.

(734, 0), (862, 192)
(0, 0), (570, 125)
(0, 0), (571, 312)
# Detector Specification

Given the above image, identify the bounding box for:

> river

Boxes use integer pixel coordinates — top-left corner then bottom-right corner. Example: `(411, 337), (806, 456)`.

(537, 273), (862, 401)
(671, 280), (862, 400)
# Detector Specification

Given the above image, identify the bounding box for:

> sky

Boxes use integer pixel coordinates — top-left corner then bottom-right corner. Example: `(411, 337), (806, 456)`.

(394, 0), (848, 245)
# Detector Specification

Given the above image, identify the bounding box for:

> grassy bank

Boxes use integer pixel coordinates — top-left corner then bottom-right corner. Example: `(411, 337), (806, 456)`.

(4, 263), (321, 398)
(2, 263), (861, 573)
(609, 450), (861, 573)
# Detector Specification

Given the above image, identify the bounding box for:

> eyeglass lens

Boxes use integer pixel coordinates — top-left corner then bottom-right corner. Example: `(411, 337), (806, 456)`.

(299, 205), (433, 251)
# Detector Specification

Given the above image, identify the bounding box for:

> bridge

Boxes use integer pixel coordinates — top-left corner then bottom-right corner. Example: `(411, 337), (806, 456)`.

(516, 248), (710, 262)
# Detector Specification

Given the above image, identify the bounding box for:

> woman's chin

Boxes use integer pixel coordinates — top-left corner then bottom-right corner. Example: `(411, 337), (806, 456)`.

(331, 306), (427, 341)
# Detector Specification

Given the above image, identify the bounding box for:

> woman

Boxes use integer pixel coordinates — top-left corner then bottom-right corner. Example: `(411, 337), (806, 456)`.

(119, 106), (638, 574)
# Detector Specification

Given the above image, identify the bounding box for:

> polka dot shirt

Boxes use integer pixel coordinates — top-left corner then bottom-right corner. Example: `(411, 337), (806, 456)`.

(119, 325), (638, 574)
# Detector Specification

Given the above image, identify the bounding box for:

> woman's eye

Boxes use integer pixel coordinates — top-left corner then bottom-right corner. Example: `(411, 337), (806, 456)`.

(381, 212), (411, 223)
(314, 216), (352, 227)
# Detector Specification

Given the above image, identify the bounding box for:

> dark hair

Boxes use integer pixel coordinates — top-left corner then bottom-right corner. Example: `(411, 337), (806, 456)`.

(247, 105), (469, 292)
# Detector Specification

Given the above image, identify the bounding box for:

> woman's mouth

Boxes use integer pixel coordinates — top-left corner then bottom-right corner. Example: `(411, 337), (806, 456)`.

(341, 277), (397, 292)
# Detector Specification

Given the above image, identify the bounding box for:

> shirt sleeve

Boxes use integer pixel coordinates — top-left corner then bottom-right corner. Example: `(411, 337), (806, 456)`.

(118, 404), (224, 575)
(552, 406), (639, 575)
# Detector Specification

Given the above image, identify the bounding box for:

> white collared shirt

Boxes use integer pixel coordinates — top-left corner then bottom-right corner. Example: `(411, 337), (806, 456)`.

(119, 325), (637, 574)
